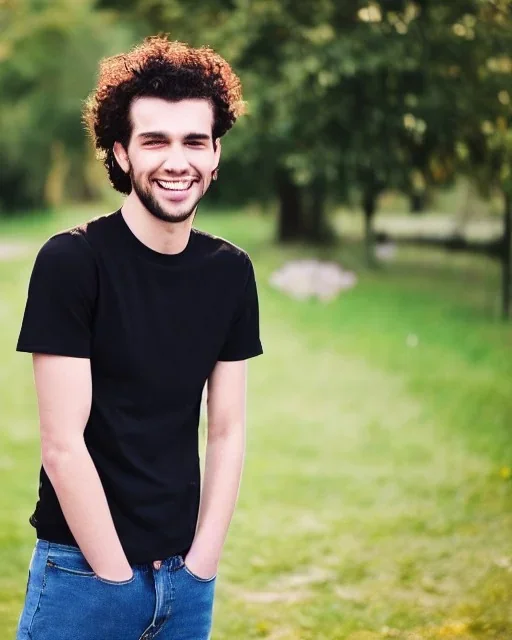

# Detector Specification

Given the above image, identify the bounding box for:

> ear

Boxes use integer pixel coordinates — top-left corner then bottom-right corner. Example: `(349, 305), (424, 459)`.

(113, 141), (130, 174)
(213, 138), (222, 167)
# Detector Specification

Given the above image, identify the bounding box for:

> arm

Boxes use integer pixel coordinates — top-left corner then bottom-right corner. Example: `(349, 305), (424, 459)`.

(184, 359), (247, 579)
(34, 353), (133, 581)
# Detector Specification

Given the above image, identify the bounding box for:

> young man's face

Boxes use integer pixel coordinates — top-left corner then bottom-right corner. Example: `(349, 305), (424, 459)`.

(114, 97), (221, 224)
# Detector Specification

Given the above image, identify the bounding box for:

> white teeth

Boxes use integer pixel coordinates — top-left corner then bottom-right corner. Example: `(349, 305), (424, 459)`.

(156, 179), (193, 191)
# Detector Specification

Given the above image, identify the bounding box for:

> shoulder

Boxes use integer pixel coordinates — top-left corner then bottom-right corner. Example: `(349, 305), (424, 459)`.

(36, 231), (92, 267)
(193, 228), (252, 272)
(33, 222), (100, 279)
(35, 212), (116, 266)
(25, 224), (99, 303)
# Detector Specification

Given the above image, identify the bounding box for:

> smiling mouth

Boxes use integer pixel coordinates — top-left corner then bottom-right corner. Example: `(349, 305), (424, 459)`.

(154, 179), (195, 192)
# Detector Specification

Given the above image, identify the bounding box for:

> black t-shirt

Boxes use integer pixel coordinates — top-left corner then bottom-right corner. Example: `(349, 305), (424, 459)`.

(17, 209), (263, 564)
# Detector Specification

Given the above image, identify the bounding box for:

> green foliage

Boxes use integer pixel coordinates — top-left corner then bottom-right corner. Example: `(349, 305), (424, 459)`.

(0, 0), (134, 211)
(1, 0), (510, 228)
(105, 0), (511, 234)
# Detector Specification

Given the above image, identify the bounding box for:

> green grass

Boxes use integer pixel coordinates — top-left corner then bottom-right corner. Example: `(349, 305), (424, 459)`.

(1, 204), (511, 639)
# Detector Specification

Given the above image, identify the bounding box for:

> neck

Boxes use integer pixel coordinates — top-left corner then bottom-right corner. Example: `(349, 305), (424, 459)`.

(121, 192), (195, 255)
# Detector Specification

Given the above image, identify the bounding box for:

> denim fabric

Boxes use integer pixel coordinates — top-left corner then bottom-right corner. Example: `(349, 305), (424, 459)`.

(16, 539), (216, 640)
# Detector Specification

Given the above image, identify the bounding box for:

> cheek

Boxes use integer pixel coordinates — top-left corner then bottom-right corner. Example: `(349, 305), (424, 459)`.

(199, 165), (216, 185)
(190, 151), (216, 176)
(128, 150), (162, 177)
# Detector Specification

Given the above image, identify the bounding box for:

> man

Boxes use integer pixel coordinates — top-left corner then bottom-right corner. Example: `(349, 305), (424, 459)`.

(15, 36), (262, 640)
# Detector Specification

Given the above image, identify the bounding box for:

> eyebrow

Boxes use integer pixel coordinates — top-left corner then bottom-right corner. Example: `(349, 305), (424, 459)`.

(137, 131), (211, 141)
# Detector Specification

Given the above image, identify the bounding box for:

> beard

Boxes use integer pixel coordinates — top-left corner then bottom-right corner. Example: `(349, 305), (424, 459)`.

(130, 166), (201, 224)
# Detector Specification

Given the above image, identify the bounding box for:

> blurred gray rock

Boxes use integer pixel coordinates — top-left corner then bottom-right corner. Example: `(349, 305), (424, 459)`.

(269, 259), (357, 302)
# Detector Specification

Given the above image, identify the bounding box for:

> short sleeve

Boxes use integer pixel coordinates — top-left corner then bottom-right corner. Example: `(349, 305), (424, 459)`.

(16, 232), (98, 358)
(217, 255), (263, 362)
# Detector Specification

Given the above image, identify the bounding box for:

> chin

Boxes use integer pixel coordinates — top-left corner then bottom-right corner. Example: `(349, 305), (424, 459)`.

(151, 203), (196, 224)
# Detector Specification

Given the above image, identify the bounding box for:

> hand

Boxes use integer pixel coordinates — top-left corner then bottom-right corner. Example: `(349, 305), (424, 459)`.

(184, 551), (218, 580)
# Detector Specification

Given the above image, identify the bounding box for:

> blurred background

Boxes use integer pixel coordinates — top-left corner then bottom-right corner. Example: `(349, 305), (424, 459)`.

(1, 1), (511, 638)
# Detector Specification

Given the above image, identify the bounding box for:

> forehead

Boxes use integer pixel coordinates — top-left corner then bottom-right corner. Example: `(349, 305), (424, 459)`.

(129, 97), (214, 137)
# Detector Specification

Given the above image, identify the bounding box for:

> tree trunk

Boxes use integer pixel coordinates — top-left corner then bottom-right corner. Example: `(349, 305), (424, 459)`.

(276, 168), (304, 242)
(304, 175), (332, 244)
(502, 189), (511, 320)
(409, 192), (426, 214)
(363, 189), (377, 266)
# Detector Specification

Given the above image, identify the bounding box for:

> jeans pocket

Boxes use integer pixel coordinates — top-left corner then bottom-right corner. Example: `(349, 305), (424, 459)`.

(46, 543), (136, 585)
(27, 545), (144, 640)
(182, 563), (217, 584)
(94, 573), (136, 586)
(46, 544), (96, 577)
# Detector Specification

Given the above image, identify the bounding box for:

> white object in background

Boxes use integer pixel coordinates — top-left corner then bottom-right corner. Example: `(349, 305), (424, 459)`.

(375, 242), (397, 261)
(269, 259), (357, 302)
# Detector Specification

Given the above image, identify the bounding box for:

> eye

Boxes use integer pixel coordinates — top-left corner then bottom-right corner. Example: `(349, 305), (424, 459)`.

(187, 140), (204, 147)
(143, 140), (164, 147)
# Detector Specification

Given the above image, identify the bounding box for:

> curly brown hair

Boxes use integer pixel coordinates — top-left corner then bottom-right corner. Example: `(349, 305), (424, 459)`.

(84, 36), (246, 194)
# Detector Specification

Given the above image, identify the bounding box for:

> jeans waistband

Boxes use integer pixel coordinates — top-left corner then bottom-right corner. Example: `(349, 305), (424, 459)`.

(36, 538), (185, 571)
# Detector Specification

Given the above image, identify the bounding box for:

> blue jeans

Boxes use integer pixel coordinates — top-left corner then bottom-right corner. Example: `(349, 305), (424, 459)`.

(16, 539), (216, 640)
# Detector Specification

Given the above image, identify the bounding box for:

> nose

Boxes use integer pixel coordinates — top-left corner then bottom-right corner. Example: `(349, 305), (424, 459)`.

(162, 143), (189, 174)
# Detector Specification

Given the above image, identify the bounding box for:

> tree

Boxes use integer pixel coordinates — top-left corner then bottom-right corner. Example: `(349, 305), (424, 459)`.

(0, 0), (134, 212)
(48, 0), (512, 296)
(453, 0), (512, 317)
(93, 0), (348, 242)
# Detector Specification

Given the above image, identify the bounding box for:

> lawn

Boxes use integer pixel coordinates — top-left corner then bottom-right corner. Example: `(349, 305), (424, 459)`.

(0, 204), (511, 639)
